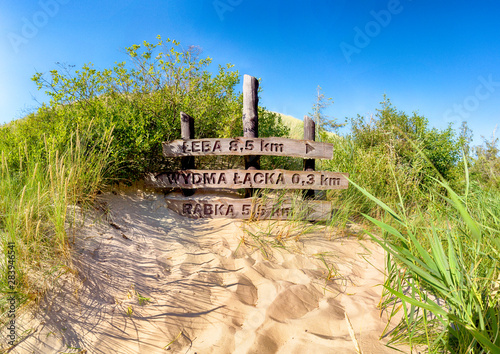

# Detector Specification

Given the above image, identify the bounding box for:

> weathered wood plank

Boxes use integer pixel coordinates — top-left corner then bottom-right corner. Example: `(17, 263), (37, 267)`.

(146, 169), (348, 190)
(180, 111), (195, 197)
(162, 137), (333, 159)
(163, 197), (333, 220)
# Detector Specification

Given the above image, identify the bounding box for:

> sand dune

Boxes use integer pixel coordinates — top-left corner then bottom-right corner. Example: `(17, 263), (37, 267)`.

(8, 188), (407, 353)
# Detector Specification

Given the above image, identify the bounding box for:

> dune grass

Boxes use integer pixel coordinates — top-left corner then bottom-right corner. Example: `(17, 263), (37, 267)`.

(237, 189), (325, 258)
(0, 126), (114, 327)
(350, 164), (500, 353)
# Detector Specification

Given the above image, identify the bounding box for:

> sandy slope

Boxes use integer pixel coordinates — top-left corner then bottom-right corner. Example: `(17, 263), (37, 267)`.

(7, 188), (407, 354)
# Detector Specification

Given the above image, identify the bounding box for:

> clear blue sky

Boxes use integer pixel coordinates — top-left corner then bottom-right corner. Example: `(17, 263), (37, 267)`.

(1, 0), (499, 146)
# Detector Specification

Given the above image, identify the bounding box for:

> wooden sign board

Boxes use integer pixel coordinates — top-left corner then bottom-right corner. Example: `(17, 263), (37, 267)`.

(146, 169), (348, 190)
(164, 197), (333, 220)
(163, 137), (333, 159)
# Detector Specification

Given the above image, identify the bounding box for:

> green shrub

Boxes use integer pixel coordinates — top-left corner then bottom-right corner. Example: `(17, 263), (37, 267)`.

(321, 97), (465, 221)
(470, 134), (500, 191)
(350, 96), (461, 184)
(29, 36), (289, 181)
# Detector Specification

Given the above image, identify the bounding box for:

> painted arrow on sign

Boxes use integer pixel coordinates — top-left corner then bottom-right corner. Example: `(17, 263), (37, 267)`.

(305, 143), (315, 154)
(162, 137), (333, 159)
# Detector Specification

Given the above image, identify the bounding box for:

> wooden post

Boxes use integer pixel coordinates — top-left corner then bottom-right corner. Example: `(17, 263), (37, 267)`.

(180, 111), (195, 196)
(243, 75), (260, 197)
(303, 115), (315, 199)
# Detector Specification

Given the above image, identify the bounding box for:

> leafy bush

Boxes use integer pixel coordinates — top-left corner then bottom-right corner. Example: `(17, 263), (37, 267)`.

(471, 134), (500, 191)
(321, 96), (466, 222)
(321, 134), (424, 219)
(350, 96), (461, 183)
(28, 36), (289, 181)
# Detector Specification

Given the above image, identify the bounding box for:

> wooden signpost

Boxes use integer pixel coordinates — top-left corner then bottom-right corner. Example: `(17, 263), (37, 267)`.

(148, 74), (349, 220)
(303, 115), (316, 199)
(163, 197), (333, 220)
(180, 112), (195, 197)
(243, 75), (260, 197)
(163, 137), (333, 159)
(146, 170), (348, 190)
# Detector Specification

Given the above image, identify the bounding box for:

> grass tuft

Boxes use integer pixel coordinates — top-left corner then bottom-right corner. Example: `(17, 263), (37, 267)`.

(0, 126), (114, 323)
(351, 166), (500, 353)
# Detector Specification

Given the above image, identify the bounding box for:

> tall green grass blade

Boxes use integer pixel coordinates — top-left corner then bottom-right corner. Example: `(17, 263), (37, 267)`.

(362, 214), (405, 241)
(348, 178), (403, 223)
(433, 177), (482, 241)
(383, 285), (448, 318)
(445, 233), (461, 295)
(466, 326), (500, 354)
(406, 227), (439, 276)
(365, 229), (450, 294)
(427, 223), (453, 291)
(463, 149), (470, 204)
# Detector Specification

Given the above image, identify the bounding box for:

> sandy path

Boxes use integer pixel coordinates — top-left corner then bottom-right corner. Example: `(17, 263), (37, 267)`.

(7, 189), (406, 353)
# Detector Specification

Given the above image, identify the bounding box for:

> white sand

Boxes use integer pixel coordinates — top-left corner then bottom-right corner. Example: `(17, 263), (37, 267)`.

(6, 188), (408, 353)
